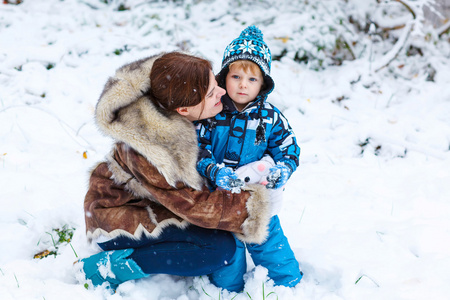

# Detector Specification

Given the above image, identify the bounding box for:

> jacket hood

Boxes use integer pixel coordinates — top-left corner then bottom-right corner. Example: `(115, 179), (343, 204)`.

(95, 55), (204, 190)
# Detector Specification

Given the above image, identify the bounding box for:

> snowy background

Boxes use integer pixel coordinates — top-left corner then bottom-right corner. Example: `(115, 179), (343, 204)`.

(1, 0), (450, 299)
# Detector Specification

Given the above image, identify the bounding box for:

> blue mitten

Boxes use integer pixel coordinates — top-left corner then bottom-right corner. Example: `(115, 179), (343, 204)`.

(266, 164), (292, 189)
(207, 164), (243, 191)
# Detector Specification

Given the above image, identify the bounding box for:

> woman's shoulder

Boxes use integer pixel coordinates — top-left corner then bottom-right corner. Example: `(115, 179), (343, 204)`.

(115, 54), (161, 79)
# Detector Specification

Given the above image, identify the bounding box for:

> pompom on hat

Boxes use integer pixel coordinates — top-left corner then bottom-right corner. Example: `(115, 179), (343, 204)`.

(216, 25), (274, 95)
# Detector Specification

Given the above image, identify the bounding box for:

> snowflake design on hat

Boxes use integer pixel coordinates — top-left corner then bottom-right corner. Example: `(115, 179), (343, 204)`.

(261, 45), (271, 61)
(224, 42), (236, 58)
(219, 25), (274, 95)
(238, 40), (257, 54)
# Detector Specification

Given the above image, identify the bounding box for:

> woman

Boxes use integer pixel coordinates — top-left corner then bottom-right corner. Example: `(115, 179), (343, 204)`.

(78, 52), (272, 292)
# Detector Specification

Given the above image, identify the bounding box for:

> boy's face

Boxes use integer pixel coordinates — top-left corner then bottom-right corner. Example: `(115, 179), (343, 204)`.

(226, 63), (264, 111)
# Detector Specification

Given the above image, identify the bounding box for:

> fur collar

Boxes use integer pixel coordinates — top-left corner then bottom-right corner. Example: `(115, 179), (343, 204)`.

(95, 55), (204, 190)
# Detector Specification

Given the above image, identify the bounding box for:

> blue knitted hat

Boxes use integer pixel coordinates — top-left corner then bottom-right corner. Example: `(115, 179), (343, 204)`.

(216, 25), (274, 95)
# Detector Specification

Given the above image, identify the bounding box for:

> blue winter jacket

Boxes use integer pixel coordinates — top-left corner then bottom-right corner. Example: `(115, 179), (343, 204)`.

(196, 94), (300, 180)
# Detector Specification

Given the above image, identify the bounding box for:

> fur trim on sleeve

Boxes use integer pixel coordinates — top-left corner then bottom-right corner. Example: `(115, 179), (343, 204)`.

(235, 184), (271, 244)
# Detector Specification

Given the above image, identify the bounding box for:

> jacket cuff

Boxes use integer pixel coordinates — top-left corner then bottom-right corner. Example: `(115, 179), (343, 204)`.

(197, 158), (215, 178)
(235, 184), (271, 244)
(279, 158), (297, 175)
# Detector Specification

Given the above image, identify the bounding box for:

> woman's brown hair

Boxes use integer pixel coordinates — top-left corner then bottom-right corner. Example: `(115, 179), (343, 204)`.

(150, 52), (212, 111)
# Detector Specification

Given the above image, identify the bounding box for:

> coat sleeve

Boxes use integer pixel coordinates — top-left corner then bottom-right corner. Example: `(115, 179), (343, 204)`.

(267, 107), (301, 173)
(116, 145), (271, 244)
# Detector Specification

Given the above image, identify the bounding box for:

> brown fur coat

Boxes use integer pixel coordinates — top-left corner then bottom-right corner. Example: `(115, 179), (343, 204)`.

(84, 55), (271, 244)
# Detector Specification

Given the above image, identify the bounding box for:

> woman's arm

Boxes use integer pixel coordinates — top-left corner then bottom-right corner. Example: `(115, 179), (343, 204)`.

(115, 143), (271, 244)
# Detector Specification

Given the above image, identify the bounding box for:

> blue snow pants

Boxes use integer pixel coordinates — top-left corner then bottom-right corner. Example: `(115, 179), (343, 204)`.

(247, 215), (302, 287)
(209, 215), (302, 292)
(98, 225), (236, 277)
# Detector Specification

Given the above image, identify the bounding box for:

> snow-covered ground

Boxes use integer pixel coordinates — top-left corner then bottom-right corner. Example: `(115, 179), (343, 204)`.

(1, 1), (450, 299)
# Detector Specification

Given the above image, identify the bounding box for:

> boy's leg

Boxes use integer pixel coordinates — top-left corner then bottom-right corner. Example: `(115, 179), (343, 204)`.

(246, 215), (302, 287)
(208, 235), (247, 292)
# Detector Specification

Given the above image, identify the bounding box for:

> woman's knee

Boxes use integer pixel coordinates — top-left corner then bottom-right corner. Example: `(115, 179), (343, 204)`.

(203, 229), (237, 264)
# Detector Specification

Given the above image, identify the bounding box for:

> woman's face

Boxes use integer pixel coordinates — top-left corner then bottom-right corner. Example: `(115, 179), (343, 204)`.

(183, 71), (225, 121)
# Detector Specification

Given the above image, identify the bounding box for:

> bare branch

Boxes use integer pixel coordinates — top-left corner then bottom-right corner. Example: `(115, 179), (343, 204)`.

(394, 0), (417, 19)
(374, 21), (414, 72)
(378, 24), (407, 31)
(341, 37), (356, 60)
(438, 22), (450, 37)
(371, 0), (417, 32)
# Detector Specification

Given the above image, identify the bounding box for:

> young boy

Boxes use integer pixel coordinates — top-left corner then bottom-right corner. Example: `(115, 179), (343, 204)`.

(196, 26), (303, 291)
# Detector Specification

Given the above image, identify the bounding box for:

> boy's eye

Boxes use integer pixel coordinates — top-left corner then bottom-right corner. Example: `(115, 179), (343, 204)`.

(232, 75), (240, 79)
(250, 78), (257, 82)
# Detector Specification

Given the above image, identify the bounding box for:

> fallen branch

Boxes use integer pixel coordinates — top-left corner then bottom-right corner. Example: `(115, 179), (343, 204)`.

(374, 21), (414, 72)
(377, 23), (407, 31)
(372, 0), (417, 31)
(438, 22), (450, 37)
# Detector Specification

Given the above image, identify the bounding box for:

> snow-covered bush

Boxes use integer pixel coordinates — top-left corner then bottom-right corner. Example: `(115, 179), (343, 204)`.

(77, 0), (448, 74)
